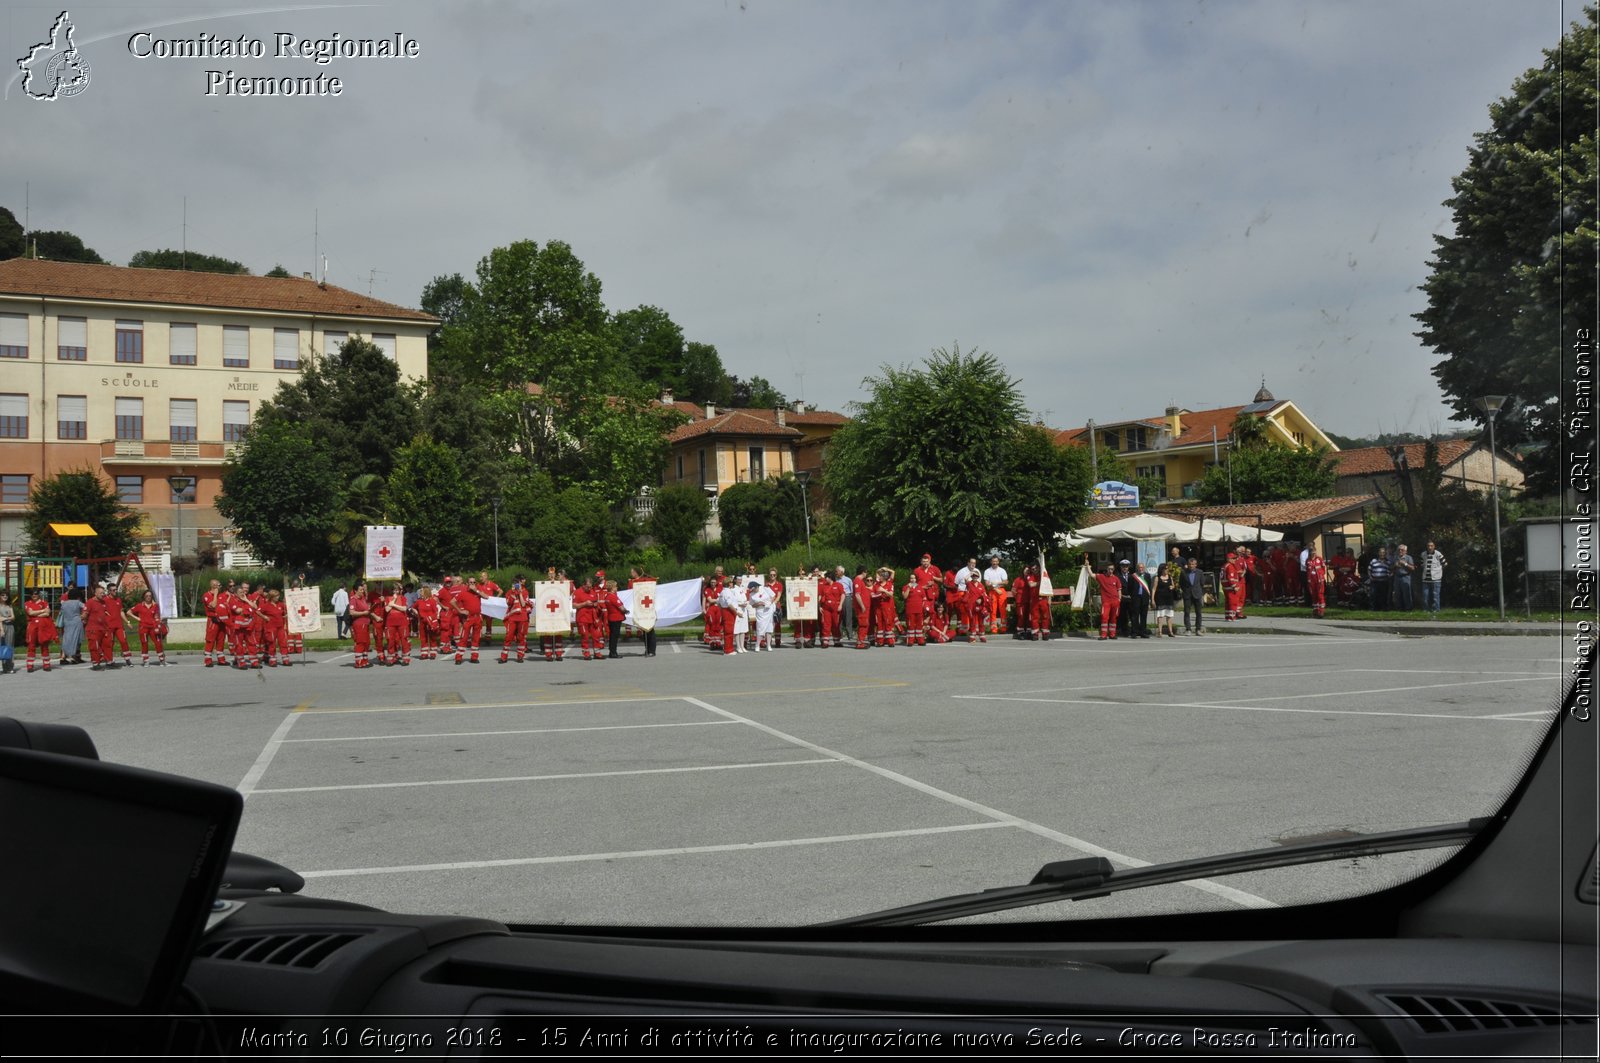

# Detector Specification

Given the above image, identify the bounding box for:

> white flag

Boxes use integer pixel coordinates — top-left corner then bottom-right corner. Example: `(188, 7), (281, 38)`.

(149, 572), (177, 621)
(1071, 565), (1091, 610)
(365, 525), (404, 579)
(285, 587), (323, 634)
(630, 580), (658, 631)
(1038, 548), (1055, 597)
(534, 580), (572, 634)
(786, 577), (819, 621)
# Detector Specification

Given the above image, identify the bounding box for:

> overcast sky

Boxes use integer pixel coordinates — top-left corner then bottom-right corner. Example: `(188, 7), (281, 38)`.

(3, 0), (1577, 439)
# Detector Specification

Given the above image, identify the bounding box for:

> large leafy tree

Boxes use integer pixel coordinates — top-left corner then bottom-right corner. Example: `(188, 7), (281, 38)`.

(499, 470), (633, 572)
(648, 484), (713, 562)
(215, 422), (344, 569)
(611, 305), (685, 391)
(26, 230), (104, 263)
(681, 341), (731, 405)
(0, 207), (23, 259)
(1416, 7), (1596, 494)
(717, 476), (806, 559)
(824, 345), (1088, 559)
(22, 469), (142, 559)
(384, 440), (483, 575)
(1197, 444), (1338, 504)
(128, 249), (248, 274)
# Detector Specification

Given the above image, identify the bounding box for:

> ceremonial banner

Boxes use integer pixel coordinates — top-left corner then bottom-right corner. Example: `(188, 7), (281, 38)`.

(365, 525), (404, 579)
(785, 577), (818, 621)
(629, 580), (658, 631)
(616, 578), (704, 629)
(1038, 549), (1055, 597)
(285, 587), (323, 634)
(150, 572), (177, 621)
(480, 595), (508, 621)
(533, 580), (572, 634)
(1071, 565), (1091, 610)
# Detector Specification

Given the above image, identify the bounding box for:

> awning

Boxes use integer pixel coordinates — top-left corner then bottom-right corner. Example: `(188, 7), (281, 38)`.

(47, 523), (97, 537)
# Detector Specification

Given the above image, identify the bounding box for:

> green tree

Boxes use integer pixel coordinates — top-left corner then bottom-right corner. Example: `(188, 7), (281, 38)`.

(729, 375), (787, 409)
(611, 305), (684, 391)
(264, 265), (293, 278)
(22, 469), (142, 559)
(824, 345), (1085, 559)
(26, 230), (104, 263)
(500, 471), (633, 572)
(384, 439), (483, 574)
(326, 473), (388, 570)
(214, 423), (344, 569)
(1230, 413), (1271, 449)
(1197, 444), (1338, 504)
(648, 484), (713, 562)
(420, 272), (469, 357)
(0, 207), (23, 259)
(1416, 7), (1597, 494)
(128, 249), (249, 273)
(716, 476), (806, 559)
(681, 341), (731, 404)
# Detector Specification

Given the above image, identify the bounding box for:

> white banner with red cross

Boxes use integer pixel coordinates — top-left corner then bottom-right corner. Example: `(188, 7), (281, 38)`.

(365, 526), (404, 579)
(785, 577), (819, 620)
(285, 587), (323, 634)
(533, 580), (572, 634)
(629, 580), (658, 631)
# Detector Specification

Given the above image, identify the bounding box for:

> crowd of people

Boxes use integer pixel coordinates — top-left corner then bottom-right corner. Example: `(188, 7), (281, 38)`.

(8, 584), (173, 673)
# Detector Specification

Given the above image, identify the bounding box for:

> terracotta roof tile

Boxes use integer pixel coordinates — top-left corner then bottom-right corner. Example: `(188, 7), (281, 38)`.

(0, 258), (436, 323)
(668, 409), (804, 443)
(1053, 404), (1262, 450)
(1172, 494), (1378, 527)
(1330, 439), (1476, 477)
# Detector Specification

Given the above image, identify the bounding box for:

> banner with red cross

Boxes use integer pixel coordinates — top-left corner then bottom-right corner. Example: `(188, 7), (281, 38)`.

(785, 577), (818, 621)
(629, 580), (658, 631)
(533, 580), (573, 635)
(285, 587), (324, 634)
(364, 525), (405, 580)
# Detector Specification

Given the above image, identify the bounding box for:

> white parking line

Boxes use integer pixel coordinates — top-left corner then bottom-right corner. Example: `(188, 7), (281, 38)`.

(248, 757), (840, 795)
(671, 643), (682, 654)
(299, 822), (1012, 879)
(958, 695), (1548, 722)
(280, 720), (740, 743)
(683, 697), (1275, 911)
(1221, 676), (1553, 703)
(237, 711), (302, 799)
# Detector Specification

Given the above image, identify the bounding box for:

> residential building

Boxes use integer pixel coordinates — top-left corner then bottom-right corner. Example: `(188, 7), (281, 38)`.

(1054, 383), (1339, 500)
(1331, 438), (1525, 499)
(0, 258), (434, 558)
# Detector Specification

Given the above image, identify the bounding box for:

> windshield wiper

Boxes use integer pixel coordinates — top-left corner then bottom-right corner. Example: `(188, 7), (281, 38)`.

(817, 818), (1492, 928)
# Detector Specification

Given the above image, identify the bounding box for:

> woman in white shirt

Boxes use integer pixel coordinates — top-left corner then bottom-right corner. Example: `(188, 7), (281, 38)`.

(750, 581), (777, 650)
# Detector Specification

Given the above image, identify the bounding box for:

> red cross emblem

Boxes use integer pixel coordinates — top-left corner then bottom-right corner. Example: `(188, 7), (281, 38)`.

(794, 591), (811, 609)
(545, 599), (561, 613)
(296, 605), (310, 618)
(640, 595), (654, 609)
(377, 545), (392, 559)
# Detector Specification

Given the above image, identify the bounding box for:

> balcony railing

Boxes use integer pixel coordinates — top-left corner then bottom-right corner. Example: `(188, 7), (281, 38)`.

(100, 439), (232, 464)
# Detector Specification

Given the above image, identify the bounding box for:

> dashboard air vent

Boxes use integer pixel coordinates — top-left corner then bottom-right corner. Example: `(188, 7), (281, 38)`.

(1379, 993), (1597, 1034)
(196, 932), (363, 969)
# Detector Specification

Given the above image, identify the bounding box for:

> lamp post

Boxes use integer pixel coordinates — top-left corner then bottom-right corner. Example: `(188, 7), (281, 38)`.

(491, 495), (502, 571)
(166, 475), (194, 615)
(796, 470), (813, 565)
(1476, 395), (1508, 620)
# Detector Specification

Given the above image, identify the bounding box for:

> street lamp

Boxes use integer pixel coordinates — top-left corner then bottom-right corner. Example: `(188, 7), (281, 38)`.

(1476, 395), (1508, 620)
(491, 495), (503, 571)
(166, 475), (195, 614)
(795, 470), (813, 565)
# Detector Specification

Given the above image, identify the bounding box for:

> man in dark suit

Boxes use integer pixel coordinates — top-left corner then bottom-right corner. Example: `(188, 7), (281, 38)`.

(1180, 557), (1207, 635)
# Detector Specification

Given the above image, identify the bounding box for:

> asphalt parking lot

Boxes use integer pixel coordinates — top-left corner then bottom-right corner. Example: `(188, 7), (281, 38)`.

(6, 626), (1568, 927)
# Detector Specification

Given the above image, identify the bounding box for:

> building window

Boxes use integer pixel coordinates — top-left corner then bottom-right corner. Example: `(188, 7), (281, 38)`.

(0, 313), (27, 358)
(1126, 426), (1148, 451)
(57, 395), (87, 440)
(0, 394), (28, 438)
(1293, 430), (1305, 445)
(223, 326), (249, 368)
(115, 320), (144, 363)
(372, 334), (396, 361)
(273, 328), (300, 370)
(676, 454), (684, 481)
(1, 474), (29, 505)
(698, 448), (707, 484)
(749, 446), (764, 481)
(1103, 429), (1119, 452)
(323, 330), (347, 357)
(1135, 464), (1168, 498)
(169, 399), (198, 442)
(57, 317), (86, 361)
(115, 397), (144, 440)
(116, 476), (143, 504)
(223, 400), (250, 442)
(169, 323), (197, 366)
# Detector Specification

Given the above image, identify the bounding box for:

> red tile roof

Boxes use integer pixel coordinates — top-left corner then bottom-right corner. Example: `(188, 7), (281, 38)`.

(1331, 439), (1477, 477)
(0, 258), (436, 322)
(668, 409), (804, 443)
(1171, 494), (1378, 527)
(1054, 405), (1261, 450)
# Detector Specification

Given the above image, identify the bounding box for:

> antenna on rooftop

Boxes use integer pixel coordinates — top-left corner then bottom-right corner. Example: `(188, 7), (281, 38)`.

(313, 209), (318, 282)
(182, 196), (187, 270)
(366, 267), (387, 296)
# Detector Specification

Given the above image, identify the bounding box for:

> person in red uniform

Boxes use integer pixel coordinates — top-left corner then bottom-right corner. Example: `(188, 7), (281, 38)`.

(1093, 563), (1123, 640)
(370, 585), (390, 664)
(900, 574), (926, 646)
(1221, 550), (1245, 621)
(100, 586), (133, 667)
(260, 588), (290, 666)
(1306, 547), (1328, 618)
(1240, 546), (1260, 608)
(913, 554), (941, 590)
(454, 576), (484, 664)
(1010, 571), (1032, 640)
(964, 577), (990, 643)
(348, 582), (373, 668)
(201, 579), (228, 667)
(1032, 567), (1054, 640)
(602, 577), (626, 659)
(225, 582), (255, 668)
(702, 567), (725, 647)
(383, 583), (412, 665)
(415, 585), (441, 659)
(500, 576), (531, 663)
(83, 584), (111, 668)
(128, 589), (166, 666)
(24, 589), (57, 673)
(569, 576), (594, 660)
(436, 576), (459, 657)
(817, 572), (843, 647)
(853, 574), (874, 648)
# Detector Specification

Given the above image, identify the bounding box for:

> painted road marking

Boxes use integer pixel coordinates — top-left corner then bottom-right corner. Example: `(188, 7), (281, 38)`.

(280, 720), (742, 744)
(956, 694), (1549, 722)
(237, 708), (306, 798)
(248, 757), (840, 795)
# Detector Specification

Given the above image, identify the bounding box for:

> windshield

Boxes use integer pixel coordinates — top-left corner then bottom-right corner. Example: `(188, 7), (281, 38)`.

(1, 0), (1586, 929)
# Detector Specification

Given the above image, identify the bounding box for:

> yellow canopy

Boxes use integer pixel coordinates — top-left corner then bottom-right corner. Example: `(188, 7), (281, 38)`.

(47, 522), (97, 537)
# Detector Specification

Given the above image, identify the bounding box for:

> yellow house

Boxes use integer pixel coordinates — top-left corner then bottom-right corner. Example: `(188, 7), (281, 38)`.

(1054, 384), (1339, 500)
(0, 258), (435, 558)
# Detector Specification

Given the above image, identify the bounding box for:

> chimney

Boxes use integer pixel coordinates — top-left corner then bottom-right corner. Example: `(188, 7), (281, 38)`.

(1166, 406), (1182, 437)
(776, 407), (786, 427)
(660, 387), (674, 405)
(301, 272), (312, 280)
(705, 402), (716, 418)
(792, 399), (807, 414)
